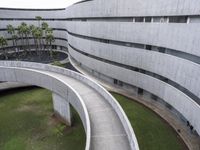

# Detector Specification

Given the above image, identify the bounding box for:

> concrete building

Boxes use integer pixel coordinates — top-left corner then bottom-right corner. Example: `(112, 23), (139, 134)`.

(0, 0), (200, 149)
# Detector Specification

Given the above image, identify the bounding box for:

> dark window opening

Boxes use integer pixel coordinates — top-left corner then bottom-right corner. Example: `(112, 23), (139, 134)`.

(81, 19), (87, 22)
(151, 94), (158, 101)
(118, 81), (123, 86)
(99, 39), (109, 44)
(135, 17), (144, 22)
(138, 88), (143, 95)
(52, 45), (57, 49)
(169, 16), (188, 23)
(134, 68), (139, 72)
(139, 69), (146, 74)
(145, 17), (151, 22)
(160, 17), (168, 23)
(113, 79), (123, 86)
(146, 45), (152, 50)
(114, 79), (118, 84)
(158, 47), (166, 53)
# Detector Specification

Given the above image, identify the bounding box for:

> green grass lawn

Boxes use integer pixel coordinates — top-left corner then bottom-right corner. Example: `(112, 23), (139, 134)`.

(111, 92), (188, 150)
(0, 87), (85, 150)
(0, 87), (188, 150)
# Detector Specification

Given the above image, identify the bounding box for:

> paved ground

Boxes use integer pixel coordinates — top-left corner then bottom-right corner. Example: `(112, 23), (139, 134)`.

(41, 70), (131, 150)
(71, 59), (200, 150)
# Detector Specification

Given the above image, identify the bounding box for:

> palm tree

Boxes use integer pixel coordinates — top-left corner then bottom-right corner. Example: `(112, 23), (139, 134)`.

(7, 24), (15, 53)
(12, 34), (19, 58)
(45, 29), (55, 58)
(42, 22), (49, 50)
(30, 24), (38, 52)
(33, 27), (43, 56)
(17, 22), (32, 56)
(35, 16), (42, 28)
(7, 24), (19, 57)
(17, 23), (25, 54)
(22, 23), (31, 54)
(42, 22), (48, 30)
(0, 37), (8, 60)
(45, 28), (53, 44)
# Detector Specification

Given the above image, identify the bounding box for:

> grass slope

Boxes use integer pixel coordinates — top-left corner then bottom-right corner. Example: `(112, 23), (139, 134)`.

(0, 87), (188, 150)
(0, 88), (85, 150)
(111, 92), (187, 150)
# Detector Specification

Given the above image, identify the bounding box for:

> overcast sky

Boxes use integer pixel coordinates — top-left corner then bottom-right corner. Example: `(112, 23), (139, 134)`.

(0, 0), (82, 9)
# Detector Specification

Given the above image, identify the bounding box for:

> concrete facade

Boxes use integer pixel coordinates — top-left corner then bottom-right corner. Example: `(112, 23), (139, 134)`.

(0, 0), (200, 148)
(65, 0), (200, 137)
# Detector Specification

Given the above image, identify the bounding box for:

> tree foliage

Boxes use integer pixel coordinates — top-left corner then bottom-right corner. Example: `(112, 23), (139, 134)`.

(3, 16), (55, 59)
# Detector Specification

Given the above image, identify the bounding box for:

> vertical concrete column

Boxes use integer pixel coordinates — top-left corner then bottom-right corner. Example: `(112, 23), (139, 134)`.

(52, 93), (71, 126)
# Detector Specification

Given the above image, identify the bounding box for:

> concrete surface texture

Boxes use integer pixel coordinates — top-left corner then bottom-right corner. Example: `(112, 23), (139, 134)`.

(69, 56), (200, 150)
(0, 0), (200, 148)
(0, 61), (139, 150)
(64, 0), (200, 138)
(52, 92), (72, 126)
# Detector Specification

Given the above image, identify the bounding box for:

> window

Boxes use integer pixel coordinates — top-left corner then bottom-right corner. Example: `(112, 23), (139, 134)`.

(139, 69), (146, 74)
(113, 79), (123, 86)
(134, 68), (139, 72)
(125, 43), (132, 47)
(158, 47), (166, 53)
(151, 94), (158, 101)
(118, 81), (123, 86)
(146, 45), (152, 50)
(52, 45), (57, 49)
(145, 17), (151, 22)
(138, 88), (143, 95)
(99, 39), (109, 43)
(81, 19), (87, 22)
(189, 16), (200, 23)
(135, 17), (144, 22)
(160, 17), (168, 23)
(114, 79), (118, 84)
(168, 16), (188, 23)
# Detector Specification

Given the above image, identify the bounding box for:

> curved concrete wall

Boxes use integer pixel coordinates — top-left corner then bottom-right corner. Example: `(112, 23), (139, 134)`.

(0, 61), (139, 150)
(0, 61), (91, 150)
(64, 0), (200, 136)
(69, 46), (200, 133)
(0, 0), (200, 146)
(65, 0), (200, 17)
(68, 35), (200, 101)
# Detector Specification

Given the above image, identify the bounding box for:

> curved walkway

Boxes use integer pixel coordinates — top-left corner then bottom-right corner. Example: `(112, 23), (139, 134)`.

(69, 56), (200, 150)
(0, 61), (139, 150)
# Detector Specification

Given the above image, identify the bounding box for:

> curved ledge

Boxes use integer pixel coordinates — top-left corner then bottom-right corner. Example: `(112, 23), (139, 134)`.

(0, 61), (91, 150)
(0, 61), (139, 150)
(69, 47), (200, 135)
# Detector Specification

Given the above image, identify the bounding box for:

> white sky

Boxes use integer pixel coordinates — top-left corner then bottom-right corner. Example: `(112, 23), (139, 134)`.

(0, 0), (82, 9)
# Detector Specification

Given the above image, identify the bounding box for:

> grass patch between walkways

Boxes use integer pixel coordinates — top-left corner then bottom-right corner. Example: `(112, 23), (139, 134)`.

(111, 92), (188, 150)
(0, 87), (85, 150)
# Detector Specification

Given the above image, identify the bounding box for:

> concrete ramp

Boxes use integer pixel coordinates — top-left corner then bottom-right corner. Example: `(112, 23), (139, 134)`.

(0, 61), (139, 150)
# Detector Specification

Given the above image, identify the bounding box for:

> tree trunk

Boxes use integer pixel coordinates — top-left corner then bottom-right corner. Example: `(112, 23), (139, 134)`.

(12, 39), (16, 57)
(50, 41), (53, 58)
(3, 48), (8, 60)
(15, 40), (19, 59)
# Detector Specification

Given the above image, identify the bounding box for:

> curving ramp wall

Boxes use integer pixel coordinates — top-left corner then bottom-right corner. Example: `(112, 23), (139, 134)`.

(0, 61), (139, 150)
(0, 0), (200, 146)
